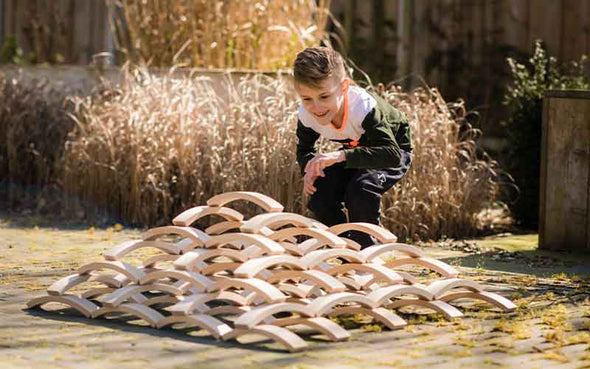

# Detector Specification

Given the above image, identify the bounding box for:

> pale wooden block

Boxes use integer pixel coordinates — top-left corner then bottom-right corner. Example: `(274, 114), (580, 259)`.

(205, 233), (284, 255)
(385, 257), (459, 278)
(268, 227), (346, 248)
(104, 240), (181, 261)
(328, 222), (398, 243)
(306, 292), (378, 316)
(77, 261), (145, 284)
(234, 302), (315, 329)
(439, 291), (517, 312)
(167, 291), (249, 316)
(205, 220), (244, 235)
(366, 285), (434, 305)
(142, 254), (179, 268)
(299, 249), (366, 269)
(200, 262), (241, 276)
(174, 248), (248, 271)
(240, 213), (314, 233)
(81, 287), (116, 299)
(207, 278), (286, 303)
(271, 316), (350, 341)
(26, 295), (99, 318)
(329, 306), (407, 330)
(359, 242), (425, 261)
(143, 295), (180, 307)
(276, 283), (315, 298)
(265, 270), (346, 294)
(173, 205), (244, 227)
(222, 325), (307, 352)
(206, 191), (284, 213)
(279, 242), (305, 257)
(47, 274), (91, 296)
(89, 273), (128, 288)
(100, 283), (183, 307)
(326, 263), (404, 285)
(142, 226), (210, 247)
(156, 314), (233, 339)
(232, 255), (306, 279)
(92, 303), (165, 328)
(139, 269), (213, 292)
(425, 278), (484, 299)
(385, 299), (464, 320)
(205, 305), (252, 317)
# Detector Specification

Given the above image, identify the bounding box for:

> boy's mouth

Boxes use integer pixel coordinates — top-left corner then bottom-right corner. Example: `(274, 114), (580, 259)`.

(314, 111), (329, 118)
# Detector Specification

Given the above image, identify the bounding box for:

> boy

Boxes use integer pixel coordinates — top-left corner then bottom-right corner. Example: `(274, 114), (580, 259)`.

(294, 47), (413, 248)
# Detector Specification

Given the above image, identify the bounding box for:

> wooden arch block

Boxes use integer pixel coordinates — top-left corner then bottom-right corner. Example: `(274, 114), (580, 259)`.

(232, 255), (306, 279)
(222, 325), (307, 352)
(156, 314), (233, 338)
(47, 274), (91, 296)
(240, 213), (315, 233)
(174, 249), (248, 271)
(172, 206), (244, 227)
(167, 291), (249, 316)
(142, 254), (180, 268)
(271, 317), (350, 342)
(205, 220), (244, 235)
(267, 228), (346, 248)
(300, 249), (366, 269)
(207, 191), (284, 213)
(386, 299), (464, 320)
(77, 261), (145, 284)
(92, 303), (165, 328)
(425, 278), (484, 299)
(139, 269), (213, 292)
(329, 306), (407, 330)
(143, 295), (180, 307)
(205, 233), (284, 255)
(207, 277), (286, 303)
(234, 302), (315, 329)
(328, 223), (398, 243)
(385, 257), (460, 278)
(27, 295), (99, 318)
(81, 287), (116, 300)
(325, 263), (404, 285)
(266, 270), (346, 293)
(142, 226), (211, 247)
(359, 243), (425, 261)
(206, 305), (252, 317)
(366, 285), (434, 305)
(306, 292), (378, 316)
(439, 291), (517, 312)
(100, 283), (183, 307)
(104, 240), (182, 262)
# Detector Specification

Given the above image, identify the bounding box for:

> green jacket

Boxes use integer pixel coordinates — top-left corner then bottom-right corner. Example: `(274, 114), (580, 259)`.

(296, 86), (412, 174)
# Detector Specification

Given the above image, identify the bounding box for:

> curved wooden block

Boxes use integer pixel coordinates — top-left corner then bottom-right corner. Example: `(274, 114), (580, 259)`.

(77, 261), (145, 284)
(89, 273), (129, 288)
(207, 191), (284, 213)
(104, 240), (181, 261)
(278, 242), (305, 257)
(174, 249), (248, 271)
(326, 263), (403, 285)
(139, 270), (213, 292)
(266, 270), (346, 293)
(205, 305), (252, 317)
(232, 255), (305, 278)
(300, 249), (365, 269)
(367, 285), (434, 305)
(240, 213), (314, 233)
(222, 325), (307, 352)
(306, 292), (378, 316)
(268, 228), (346, 248)
(167, 291), (249, 316)
(92, 303), (165, 328)
(81, 287), (116, 299)
(234, 303), (314, 329)
(425, 278), (484, 299)
(385, 258), (459, 278)
(395, 271), (419, 285)
(272, 317), (350, 341)
(329, 306), (407, 330)
(439, 291), (517, 312)
(328, 223), (398, 243)
(205, 220), (244, 235)
(386, 299), (464, 320)
(26, 295), (99, 318)
(47, 274), (91, 296)
(143, 295), (180, 307)
(142, 254), (179, 268)
(359, 242), (424, 261)
(173, 205), (244, 227)
(156, 314), (233, 338)
(142, 226), (210, 247)
(200, 262), (241, 276)
(276, 283), (315, 298)
(205, 233), (284, 255)
(207, 278), (286, 303)
(100, 283), (183, 307)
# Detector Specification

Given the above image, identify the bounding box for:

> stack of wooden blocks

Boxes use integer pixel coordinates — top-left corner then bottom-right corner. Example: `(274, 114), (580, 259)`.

(27, 191), (516, 352)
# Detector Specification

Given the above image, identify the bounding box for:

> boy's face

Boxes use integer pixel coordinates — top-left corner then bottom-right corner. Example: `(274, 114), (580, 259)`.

(295, 76), (348, 126)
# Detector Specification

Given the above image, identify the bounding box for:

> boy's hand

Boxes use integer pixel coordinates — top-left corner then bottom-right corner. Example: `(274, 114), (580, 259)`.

(303, 171), (317, 195)
(304, 151), (346, 178)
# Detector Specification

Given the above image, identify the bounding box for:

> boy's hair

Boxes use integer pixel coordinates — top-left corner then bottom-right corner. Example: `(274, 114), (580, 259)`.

(293, 47), (346, 88)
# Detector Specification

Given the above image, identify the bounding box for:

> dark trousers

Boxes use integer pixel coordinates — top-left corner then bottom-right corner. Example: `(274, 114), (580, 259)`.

(307, 150), (413, 249)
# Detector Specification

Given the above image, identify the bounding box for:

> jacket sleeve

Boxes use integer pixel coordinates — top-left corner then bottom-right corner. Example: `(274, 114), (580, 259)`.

(342, 110), (404, 169)
(296, 120), (320, 175)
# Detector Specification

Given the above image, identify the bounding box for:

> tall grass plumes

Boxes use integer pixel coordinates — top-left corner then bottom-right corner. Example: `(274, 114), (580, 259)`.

(63, 68), (506, 239)
(63, 69), (303, 225)
(109, 0), (330, 70)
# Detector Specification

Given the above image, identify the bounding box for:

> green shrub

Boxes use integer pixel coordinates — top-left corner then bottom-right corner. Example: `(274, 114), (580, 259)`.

(504, 40), (589, 229)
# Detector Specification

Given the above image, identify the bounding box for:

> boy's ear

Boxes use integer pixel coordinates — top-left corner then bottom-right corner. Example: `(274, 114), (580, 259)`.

(342, 78), (351, 91)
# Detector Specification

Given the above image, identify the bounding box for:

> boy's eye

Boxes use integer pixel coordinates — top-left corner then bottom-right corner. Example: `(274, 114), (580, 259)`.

(320, 95), (329, 99)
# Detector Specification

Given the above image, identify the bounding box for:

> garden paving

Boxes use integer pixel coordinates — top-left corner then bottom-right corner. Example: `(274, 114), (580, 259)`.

(1, 218), (589, 369)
